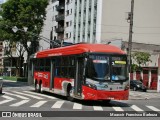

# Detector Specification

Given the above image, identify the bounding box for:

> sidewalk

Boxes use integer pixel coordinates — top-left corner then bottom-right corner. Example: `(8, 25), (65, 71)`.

(129, 90), (160, 100)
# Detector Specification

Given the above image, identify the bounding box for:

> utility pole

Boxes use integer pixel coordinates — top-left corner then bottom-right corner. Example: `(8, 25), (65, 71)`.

(127, 0), (134, 74)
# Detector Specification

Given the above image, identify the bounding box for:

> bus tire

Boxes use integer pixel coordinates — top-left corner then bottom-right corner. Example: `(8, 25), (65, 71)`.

(67, 85), (74, 102)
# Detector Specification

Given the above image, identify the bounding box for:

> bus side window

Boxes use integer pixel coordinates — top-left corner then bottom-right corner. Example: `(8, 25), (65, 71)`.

(39, 59), (44, 71)
(44, 59), (50, 71)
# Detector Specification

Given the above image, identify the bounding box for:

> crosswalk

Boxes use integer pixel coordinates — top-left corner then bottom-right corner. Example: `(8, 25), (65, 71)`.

(0, 90), (160, 112)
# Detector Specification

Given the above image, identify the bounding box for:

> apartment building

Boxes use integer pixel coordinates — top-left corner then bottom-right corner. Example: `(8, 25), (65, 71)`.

(48, 0), (98, 44)
(42, 0), (160, 45)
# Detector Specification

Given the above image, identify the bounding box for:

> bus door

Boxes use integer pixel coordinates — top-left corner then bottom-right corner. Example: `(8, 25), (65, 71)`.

(74, 57), (84, 96)
(50, 59), (55, 90)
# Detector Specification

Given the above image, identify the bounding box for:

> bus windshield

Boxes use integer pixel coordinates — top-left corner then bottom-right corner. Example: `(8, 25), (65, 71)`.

(85, 54), (127, 81)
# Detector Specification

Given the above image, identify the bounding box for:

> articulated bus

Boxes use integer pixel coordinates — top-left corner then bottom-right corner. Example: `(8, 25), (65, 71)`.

(29, 43), (129, 101)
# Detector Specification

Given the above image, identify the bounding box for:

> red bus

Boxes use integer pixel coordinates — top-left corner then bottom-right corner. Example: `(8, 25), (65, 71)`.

(29, 43), (129, 101)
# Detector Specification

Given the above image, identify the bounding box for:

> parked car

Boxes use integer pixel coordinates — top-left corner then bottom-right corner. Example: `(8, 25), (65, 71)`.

(0, 77), (3, 94)
(130, 80), (147, 92)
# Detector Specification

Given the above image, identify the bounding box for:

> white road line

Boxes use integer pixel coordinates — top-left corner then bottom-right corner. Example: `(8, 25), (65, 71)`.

(23, 91), (57, 99)
(51, 101), (64, 108)
(93, 106), (103, 111)
(4, 92), (29, 100)
(0, 99), (13, 105)
(10, 100), (30, 107)
(2, 95), (15, 100)
(30, 101), (47, 108)
(112, 107), (124, 111)
(146, 106), (160, 111)
(12, 91), (43, 100)
(131, 105), (144, 111)
(73, 103), (82, 110)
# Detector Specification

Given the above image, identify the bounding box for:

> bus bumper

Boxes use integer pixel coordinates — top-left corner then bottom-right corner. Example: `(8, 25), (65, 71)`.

(82, 86), (129, 100)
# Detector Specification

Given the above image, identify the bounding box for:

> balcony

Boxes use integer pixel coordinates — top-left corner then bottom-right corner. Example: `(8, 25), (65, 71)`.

(56, 4), (65, 12)
(55, 14), (65, 22)
(55, 27), (64, 33)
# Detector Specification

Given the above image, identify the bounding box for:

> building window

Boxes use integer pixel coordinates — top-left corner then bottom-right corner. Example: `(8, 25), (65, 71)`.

(66, 22), (69, 27)
(70, 21), (72, 26)
(66, 10), (69, 16)
(66, 0), (70, 4)
(66, 33), (69, 38)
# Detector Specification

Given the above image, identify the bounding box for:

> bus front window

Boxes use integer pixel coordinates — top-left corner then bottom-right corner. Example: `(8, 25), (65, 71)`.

(85, 55), (110, 81)
(111, 56), (127, 81)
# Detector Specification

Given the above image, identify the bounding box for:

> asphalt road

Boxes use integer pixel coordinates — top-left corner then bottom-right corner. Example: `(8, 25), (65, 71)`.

(0, 80), (159, 120)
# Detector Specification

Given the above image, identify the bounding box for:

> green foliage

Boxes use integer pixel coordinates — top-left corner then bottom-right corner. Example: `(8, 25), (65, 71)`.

(0, 0), (48, 55)
(2, 76), (17, 81)
(132, 52), (152, 70)
(2, 76), (27, 82)
(17, 77), (27, 82)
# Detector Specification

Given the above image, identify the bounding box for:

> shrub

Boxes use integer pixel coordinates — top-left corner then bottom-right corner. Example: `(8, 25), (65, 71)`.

(17, 77), (28, 82)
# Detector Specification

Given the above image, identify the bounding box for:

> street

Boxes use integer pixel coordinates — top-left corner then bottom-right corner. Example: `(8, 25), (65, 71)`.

(0, 80), (160, 120)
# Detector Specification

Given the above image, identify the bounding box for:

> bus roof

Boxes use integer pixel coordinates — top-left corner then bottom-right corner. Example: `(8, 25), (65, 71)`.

(36, 43), (126, 58)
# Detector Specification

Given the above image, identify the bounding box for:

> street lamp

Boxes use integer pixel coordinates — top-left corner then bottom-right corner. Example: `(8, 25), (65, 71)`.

(12, 26), (28, 33)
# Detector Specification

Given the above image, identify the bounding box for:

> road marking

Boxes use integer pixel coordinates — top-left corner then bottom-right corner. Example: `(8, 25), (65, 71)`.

(93, 106), (103, 111)
(73, 103), (82, 110)
(0, 99), (13, 105)
(23, 91), (57, 99)
(51, 101), (64, 108)
(2, 95), (15, 100)
(4, 92), (29, 100)
(112, 107), (124, 111)
(10, 100), (30, 107)
(12, 91), (43, 100)
(30, 101), (47, 108)
(146, 106), (160, 111)
(131, 105), (144, 111)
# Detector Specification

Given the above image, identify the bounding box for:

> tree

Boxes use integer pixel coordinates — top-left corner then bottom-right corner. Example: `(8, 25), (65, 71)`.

(132, 52), (152, 71)
(0, 0), (48, 77)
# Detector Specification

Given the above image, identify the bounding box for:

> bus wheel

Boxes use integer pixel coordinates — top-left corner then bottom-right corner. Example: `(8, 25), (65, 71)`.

(35, 81), (38, 92)
(67, 86), (74, 102)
